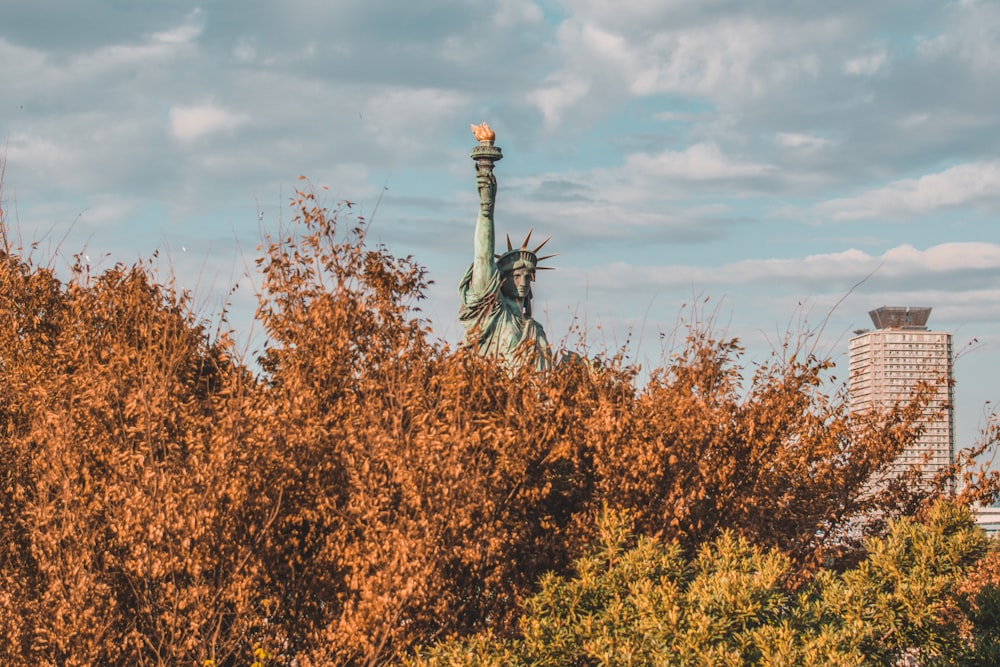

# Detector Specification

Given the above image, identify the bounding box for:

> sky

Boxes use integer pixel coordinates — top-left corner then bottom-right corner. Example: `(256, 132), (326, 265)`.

(1, 0), (998, 453)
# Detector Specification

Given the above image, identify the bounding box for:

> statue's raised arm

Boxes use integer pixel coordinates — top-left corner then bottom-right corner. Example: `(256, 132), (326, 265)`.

(471, 123), (499, 294)
(459, 123), (554, 371)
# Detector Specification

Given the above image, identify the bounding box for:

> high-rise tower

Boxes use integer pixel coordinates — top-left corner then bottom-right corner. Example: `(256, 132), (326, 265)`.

(848, 307), (954, 485)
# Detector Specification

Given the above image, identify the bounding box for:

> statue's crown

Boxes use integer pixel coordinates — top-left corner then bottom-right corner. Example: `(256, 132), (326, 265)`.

(496, 229), (556, 275)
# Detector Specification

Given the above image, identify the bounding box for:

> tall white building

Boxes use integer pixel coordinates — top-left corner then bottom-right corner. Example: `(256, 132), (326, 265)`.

(848, 307), (954, 486)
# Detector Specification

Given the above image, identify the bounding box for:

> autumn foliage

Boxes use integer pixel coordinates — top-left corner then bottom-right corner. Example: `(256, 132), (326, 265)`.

(0, 186), (997, 665)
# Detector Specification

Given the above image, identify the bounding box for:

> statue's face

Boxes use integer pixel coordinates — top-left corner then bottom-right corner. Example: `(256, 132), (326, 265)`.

(503, 268), (534, 300)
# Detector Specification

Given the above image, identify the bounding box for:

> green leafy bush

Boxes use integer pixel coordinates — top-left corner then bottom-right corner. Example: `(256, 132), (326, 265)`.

(410, 502), (999, 666)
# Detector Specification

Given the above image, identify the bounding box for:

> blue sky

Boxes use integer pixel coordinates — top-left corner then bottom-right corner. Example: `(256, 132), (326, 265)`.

(2, 0), (998, 452)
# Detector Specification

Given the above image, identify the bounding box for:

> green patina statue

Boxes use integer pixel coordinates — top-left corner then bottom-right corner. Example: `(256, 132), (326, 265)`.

(459, 123), (555, 370)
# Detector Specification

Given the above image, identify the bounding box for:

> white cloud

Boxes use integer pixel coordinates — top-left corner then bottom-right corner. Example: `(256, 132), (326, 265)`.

(632, 17), (827, 98)
(624, 143), (774, 181)
(70, 13), (203, 75)
(78, 197), (138, 228)
(528, 75), (592, 129)
(901, 113), (930, 129)
(776, 132), (834, 150)
(233, 36), (257, 64)
(816, 162), (1000, 220)
(529, 10), (840, 129)
(653, 110), (701, 123)
(0, 39), (47, 90)
(360, 87), (470, 154)
(843, 44), (888, 76)
(879, 242), (1000, 274)
(570, 242), (1000, 291)
(7, 132), (75, 174)
(917, 0), (1000, 71)
(735, 242), (1000, 286)
(491, 0), (544, 28)
(151, 14), (204, 45)
(169, 104), (251, 144)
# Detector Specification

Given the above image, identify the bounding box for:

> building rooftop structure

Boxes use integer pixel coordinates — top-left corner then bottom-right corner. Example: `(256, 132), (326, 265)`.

(867, 306), (932, 330)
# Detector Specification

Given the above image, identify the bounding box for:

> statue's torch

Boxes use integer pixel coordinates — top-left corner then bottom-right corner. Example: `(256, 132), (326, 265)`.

(470, 122), (503, 174)
(471, 122), (502, 215)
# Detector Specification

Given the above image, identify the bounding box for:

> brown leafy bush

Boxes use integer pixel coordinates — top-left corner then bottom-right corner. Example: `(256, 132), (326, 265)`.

(0, 185), (996, 665)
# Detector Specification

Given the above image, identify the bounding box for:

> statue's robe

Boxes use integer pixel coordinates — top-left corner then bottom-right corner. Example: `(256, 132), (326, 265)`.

(459, 265), (551, 371)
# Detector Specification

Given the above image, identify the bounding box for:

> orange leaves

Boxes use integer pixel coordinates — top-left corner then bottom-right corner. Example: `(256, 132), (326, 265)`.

(1, 185), (996, 665)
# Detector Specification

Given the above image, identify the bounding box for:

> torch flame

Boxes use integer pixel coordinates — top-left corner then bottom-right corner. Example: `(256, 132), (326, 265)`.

(471, 122), (496, 143)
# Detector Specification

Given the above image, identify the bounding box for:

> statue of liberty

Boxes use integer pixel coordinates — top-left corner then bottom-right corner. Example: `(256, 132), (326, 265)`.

(459, 123), (555, 370)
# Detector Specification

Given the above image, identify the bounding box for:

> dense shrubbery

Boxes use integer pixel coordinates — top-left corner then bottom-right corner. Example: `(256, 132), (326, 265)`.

(0, 187), (997, 665)
(409, 502), (1000, 666)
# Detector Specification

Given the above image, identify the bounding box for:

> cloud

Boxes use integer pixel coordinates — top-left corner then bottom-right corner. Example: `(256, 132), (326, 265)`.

(491, 142), (773, 245)
(916, 0), (1000, 72)
(568, 242), (1000, 293)
(0, 38), (47, 89)
(528, 75), (593, 129)
(69, 10), (203, 75)
(7, 112), (170, 197)
(518, 0), (1000, 201)
(628, 16), (828, 99)
(360, 87), (471, 154)
(816, 162), (1000, 220)
(843, 43), (888, 76)
(150, 16), (203, 46)
(528, 9), (845, 129)
(169, 104), (251, 144)
(490, 0), (544, 28)
(78, 197), (139, 228)
(232, 36), (257, 64)
(776, 132), (834, 150)
(7, 132), (74, 174)
(741, 242), (1000, 288)
(879, 242), (1000, 274)
(624, 143), (775, 181)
